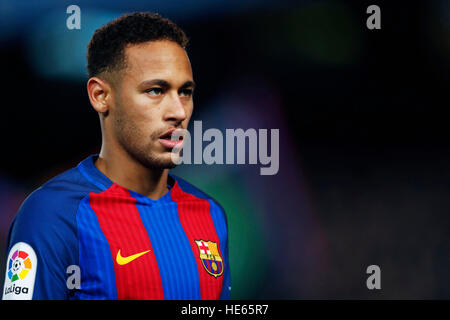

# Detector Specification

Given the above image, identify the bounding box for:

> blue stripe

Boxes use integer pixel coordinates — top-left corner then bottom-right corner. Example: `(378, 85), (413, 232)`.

(75, 196), (117, 300)
(130, 190), (201, 300)
(208, 200), (231, 299)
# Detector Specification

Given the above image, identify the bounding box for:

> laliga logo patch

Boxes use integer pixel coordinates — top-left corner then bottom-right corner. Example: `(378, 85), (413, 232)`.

(2, 242), (37, 300)
(8, 249), (33, 282)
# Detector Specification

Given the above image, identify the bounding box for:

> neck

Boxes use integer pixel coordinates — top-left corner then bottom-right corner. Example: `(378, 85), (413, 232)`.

(95, 144), (169, 200)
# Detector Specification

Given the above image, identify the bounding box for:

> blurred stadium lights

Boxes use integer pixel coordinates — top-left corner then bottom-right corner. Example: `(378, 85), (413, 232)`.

(26, 9), (119, 81)
(0, 0), (295, 43)
(0, 0), (300, 80)
(283, 2), (362, 65)
(250, 1), (362, 67)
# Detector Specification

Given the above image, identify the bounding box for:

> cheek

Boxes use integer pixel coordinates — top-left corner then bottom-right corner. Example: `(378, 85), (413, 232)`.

(132, 112), (160, 139)
(125, 93), (158, 121)
(114, 98), (157, 140)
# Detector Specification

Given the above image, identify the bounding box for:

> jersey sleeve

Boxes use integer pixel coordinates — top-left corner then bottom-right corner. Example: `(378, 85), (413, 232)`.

(2, 186), (79, 300)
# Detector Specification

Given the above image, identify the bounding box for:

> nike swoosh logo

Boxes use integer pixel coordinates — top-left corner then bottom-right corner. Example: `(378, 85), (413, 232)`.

(116, 249), (150, 265)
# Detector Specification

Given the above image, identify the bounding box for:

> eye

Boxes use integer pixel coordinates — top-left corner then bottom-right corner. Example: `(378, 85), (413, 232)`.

(146, 88), (163, 96)
(179, 88), (193, 97)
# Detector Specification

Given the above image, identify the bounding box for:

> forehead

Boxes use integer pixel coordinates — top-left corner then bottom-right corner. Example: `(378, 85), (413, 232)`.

(122, 40), (192, 83)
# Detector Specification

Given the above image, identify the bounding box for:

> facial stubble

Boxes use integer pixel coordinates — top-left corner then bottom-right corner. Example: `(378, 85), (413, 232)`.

(112, 97), (179, 171)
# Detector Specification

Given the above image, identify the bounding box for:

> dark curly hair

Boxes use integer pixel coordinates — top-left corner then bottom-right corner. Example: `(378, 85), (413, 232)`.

(87, 12), (188, 80)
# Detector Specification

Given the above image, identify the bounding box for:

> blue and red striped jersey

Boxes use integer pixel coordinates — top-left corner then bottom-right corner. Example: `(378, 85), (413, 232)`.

(2, 155), (230, 300)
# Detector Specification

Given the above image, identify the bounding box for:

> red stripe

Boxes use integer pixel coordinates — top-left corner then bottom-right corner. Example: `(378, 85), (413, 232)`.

(171, 182), (224, 300)
(89, 183), (164, 300)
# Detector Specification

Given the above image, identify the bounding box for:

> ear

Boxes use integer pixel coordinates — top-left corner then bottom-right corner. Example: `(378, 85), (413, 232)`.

(87, 77), (113, 114)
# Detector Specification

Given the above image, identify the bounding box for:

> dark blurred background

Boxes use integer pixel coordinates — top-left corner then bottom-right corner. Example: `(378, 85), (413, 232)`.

(0, 0), (449, 299)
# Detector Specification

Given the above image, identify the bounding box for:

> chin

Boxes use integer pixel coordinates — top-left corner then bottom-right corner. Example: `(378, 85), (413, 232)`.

(141, 152), (179, 170)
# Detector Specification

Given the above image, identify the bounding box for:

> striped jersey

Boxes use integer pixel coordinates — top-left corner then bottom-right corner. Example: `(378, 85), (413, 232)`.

(2, 155), (230, 300)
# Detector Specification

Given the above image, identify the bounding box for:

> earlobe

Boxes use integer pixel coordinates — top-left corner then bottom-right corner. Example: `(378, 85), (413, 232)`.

(87, 77), (110, 114)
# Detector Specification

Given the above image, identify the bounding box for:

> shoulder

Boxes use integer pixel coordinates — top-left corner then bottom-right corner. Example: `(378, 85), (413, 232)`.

(9, 165), (101, 244)
(3, 165), (101, 299)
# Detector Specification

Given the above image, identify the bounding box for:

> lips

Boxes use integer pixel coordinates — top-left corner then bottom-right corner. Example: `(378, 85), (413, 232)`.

(159, 128), (184, 139)
(159, 128), (184, 149)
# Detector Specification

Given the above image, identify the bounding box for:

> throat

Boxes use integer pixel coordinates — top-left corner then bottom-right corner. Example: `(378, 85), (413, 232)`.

(94, 154), (170, 200)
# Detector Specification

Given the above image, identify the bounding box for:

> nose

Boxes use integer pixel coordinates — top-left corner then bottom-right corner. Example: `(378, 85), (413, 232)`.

(163, 92), (187, 125)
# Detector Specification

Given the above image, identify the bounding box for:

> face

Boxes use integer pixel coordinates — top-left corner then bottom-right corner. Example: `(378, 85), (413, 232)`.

(108, 40), (194, 169)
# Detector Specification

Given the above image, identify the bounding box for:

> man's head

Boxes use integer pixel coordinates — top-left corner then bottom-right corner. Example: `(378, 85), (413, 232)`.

(86, 12), (194, 169)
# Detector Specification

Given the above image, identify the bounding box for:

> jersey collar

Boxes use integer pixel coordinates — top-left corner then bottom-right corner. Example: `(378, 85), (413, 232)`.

(77, 154), (178, 203)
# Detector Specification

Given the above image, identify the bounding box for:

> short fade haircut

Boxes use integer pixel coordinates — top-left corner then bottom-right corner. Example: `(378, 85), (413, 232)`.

(86, 12), (188, 80)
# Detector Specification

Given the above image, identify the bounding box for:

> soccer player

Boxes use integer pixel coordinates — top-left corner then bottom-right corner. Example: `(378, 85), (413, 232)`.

(2, 12), (230, 300)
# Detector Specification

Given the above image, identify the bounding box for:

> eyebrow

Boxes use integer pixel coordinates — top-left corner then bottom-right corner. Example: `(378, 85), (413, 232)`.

(180, 80), (196, 90)
(139, 79), (196, 90)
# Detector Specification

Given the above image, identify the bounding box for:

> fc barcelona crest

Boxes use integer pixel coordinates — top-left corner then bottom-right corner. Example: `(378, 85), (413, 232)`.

(194, 240), (224, 278)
